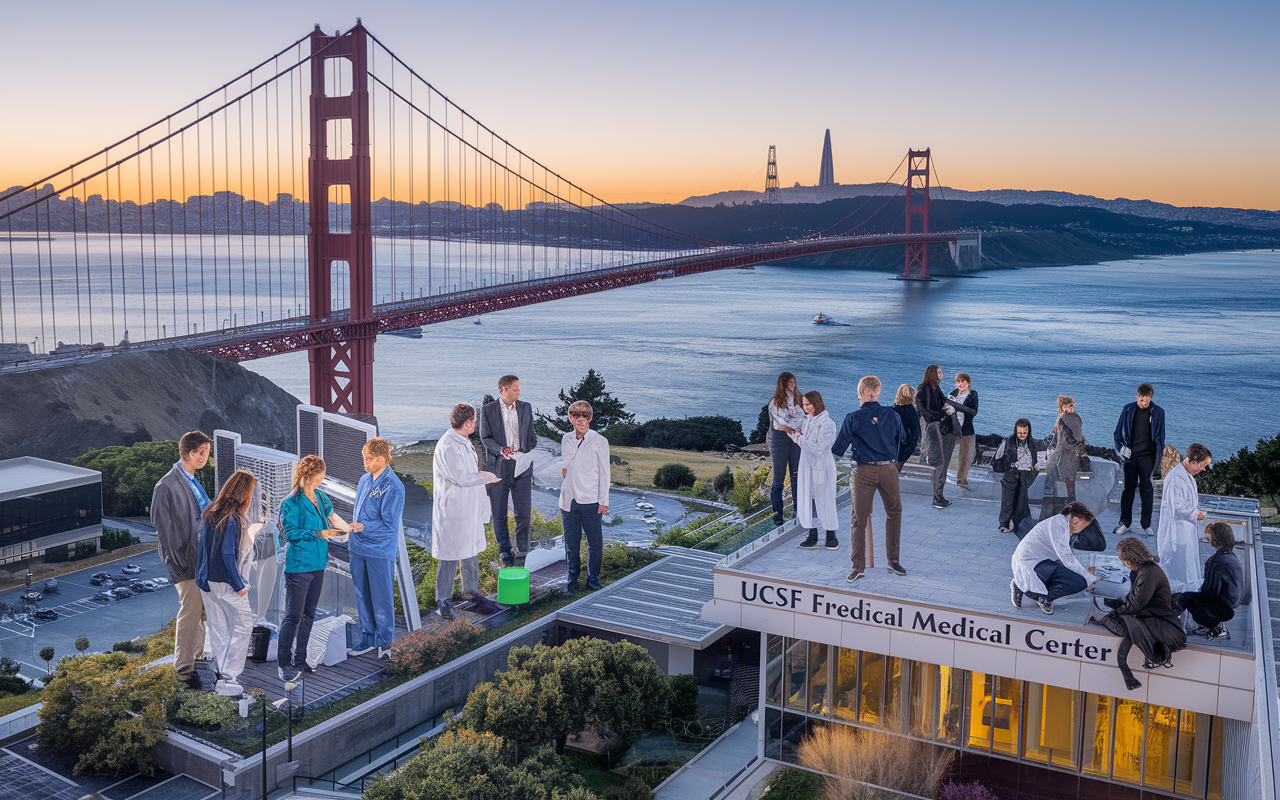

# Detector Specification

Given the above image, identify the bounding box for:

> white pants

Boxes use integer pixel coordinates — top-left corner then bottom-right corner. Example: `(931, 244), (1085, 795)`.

(202, 583), (253, 684)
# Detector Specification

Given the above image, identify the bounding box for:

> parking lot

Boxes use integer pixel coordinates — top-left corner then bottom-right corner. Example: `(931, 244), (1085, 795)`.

(0, 550), (180, 682)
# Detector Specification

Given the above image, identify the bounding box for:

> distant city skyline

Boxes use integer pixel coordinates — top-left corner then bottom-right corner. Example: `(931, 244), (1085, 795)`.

(2, 0), (1276, 211)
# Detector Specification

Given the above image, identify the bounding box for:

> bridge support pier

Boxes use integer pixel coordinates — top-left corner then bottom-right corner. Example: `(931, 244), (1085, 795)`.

(307, 23), (376, 414)
(898, 148), (935, 282)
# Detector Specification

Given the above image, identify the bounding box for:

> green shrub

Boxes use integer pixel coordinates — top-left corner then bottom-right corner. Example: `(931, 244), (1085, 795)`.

(1198, 432), (1280, 503)
(750, 405), (770, 445)
(0, 657), (29, 695)
(614, 416), (747, 451)
(712, 466), (735, 496)
(144, 619), (176, 660)
(169, 691), (242, 731)
(690, 479), (709, 498)
(729, 465), (771, 514)
(669, 673), (699, 723)
(603, 778), (652, 800)
(619, 762), (677, 788)
(44, 544), (69, 563)
(73, 541), (97, 559)
(653, 463), (696, 490)
(387, 620), (483, 677)
(767, 767), (822, 800)
(601, 542), (632, 578)
(37, 652), (178, 776)
(112, 640), (146, 653)
(101, 526), (140, 552)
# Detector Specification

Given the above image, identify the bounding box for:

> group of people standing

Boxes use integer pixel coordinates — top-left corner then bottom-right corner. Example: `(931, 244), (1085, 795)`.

(153, 432), (405, 696)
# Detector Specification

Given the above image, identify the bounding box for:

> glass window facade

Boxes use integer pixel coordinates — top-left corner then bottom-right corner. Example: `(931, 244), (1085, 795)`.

(763, 635), (1225, 799)
(0, 483), (102, 549)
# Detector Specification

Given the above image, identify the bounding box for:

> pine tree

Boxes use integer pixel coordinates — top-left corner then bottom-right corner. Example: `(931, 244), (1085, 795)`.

(534, 369), (634, 442)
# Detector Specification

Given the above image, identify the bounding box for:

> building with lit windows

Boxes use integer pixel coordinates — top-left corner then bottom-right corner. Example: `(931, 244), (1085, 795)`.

(703, 472), (1277, 799)
(0, 456), (102, 566)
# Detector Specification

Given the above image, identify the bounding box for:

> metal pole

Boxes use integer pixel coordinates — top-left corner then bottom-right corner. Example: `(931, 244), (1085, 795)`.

(261, 701), (268, 800)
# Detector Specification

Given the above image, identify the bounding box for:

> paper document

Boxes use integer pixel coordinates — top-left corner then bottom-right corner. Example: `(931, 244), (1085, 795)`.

(514, 450), (536, 477)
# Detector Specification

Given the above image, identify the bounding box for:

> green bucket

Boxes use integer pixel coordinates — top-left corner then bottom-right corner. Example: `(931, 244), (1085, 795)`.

(497, 567), (531, 605)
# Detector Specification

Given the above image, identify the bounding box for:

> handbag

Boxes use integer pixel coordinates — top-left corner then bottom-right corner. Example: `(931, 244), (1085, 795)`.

(1077, 453), (1092, 473)
(1070, 518), (1107, 552)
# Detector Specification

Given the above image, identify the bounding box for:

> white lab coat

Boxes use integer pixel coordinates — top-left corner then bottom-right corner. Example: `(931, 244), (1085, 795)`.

(792, 410), (839, 531)
(1157, 462), (1203, 593)
(431, 429), (492, 561)
(1011, 514), (1091, 596)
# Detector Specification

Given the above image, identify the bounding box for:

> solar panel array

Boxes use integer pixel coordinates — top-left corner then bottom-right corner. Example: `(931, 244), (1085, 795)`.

(213, 430), (241, 493)
(297, 405), (323, 460)
(322, 417), (375, 486)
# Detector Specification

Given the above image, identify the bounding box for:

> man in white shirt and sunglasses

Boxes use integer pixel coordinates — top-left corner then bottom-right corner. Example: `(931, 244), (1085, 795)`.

(559, 400), (610, 595)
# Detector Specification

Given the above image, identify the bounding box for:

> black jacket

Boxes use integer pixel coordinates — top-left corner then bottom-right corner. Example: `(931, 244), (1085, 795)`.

(1105, 562), (1187, 663)
(915, 383), (947, 426)
(942, 389), (979, 436)
(479, 399), (537, 476)
(993, 434), (1038, 473)
(893, 404), (921, 463)
(1199, 550), (1244, 608)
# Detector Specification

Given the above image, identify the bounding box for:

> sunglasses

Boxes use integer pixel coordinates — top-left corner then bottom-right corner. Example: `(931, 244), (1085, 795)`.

(569, 412), (591, 419)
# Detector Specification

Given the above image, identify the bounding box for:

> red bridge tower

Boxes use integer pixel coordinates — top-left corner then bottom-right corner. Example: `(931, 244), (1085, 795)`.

(900, 148), (933, 281)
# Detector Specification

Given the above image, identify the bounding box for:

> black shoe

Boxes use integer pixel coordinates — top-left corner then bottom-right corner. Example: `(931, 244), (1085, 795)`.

(562, 583), (580, 597)
(437, 600), (455, 620)
(182, 670), (202, 691)
(586, 581), (602, 591)
(932, 498), (950, 509)
(797, 530), (820, 549)
(468, 592), (503, 615)
(514, 555), (527, 569)
(278, 664), (301, 682)
(1010, 580), (1023, 609)
(1036, 597), (1053, 615)
(886, 562), (907, 576)
(846, 569), (864, 584)
(772, 513), (785, 527)
(1205, 626), (1231, 641)
(499, 552), (515, 569)
(998, 524), (1013, 534)
(294, 662), (316, 674)
(824, 533), (840, 551)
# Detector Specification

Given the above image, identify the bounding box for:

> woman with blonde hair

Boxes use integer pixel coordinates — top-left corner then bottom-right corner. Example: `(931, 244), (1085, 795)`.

(892, 384), (921, 472)
(277, 455), (356, 681)
(1098, 537), (1187, 690)
(195, 469), (258, 696)
(1045, 395), (1086, 502)
(1159, 444), (1182, 479)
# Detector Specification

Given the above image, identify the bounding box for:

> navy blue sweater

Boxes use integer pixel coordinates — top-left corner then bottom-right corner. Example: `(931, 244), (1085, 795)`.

(893, 403), (921, 463)
(832, 401), (905, 464)
(195, 515), (247, 593)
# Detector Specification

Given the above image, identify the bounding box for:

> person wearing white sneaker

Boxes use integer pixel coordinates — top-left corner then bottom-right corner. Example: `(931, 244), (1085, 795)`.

(1010, 502), (1097, 615)
(195, 469), (258, 698)
(1113, 383), (1165, 538)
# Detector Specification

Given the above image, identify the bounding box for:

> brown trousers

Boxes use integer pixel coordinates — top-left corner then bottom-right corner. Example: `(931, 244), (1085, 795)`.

(955, 435), (976, 486)
(850, 463), (903, 571)
(173, 579), (206, 673)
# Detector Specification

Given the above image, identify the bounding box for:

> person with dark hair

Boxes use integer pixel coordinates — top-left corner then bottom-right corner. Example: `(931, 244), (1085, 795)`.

(1113, 383), (1165, 537)
(195, 469), (258, 696)
(1176, 522), (1244, 640)
(768, 372), (806, 526)
(993, 419), (1039, 533)
(1099, 537), (1187, 690)
(892, 384), (920, 472)
(915, 365), (953, 509)
(277, 455), (355, 681)
(832, 376), (906, 582)
(480, 375), (537, 568)
(791, 391), (839, 551)
(1157, 443), (1212, 593)
(945, 372), (979, 489)
(1010, 502), (1097, 615)
(151, 429), (214, 690)
(1045, 396), (1086, 502)
(434, 404), (502, 620)
(349, 437), (405, 659)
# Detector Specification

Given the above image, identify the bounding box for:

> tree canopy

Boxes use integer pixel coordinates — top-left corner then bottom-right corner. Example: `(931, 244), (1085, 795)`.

(74, 440), (215, 516)
(535, 370), (634, 442)
(1197, 432), (1280, 504)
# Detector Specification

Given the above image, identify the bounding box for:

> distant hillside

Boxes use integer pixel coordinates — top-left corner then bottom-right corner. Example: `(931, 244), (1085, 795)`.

(630, 198), (1280, 272)
(680, 186), (1280, 231)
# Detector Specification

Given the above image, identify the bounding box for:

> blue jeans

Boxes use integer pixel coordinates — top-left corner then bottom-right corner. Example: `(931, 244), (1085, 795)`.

(563, 500), (603, 589)
(350, 551), (395, 648)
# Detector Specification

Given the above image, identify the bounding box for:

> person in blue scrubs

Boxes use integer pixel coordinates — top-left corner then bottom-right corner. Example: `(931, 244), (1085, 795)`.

(349, 437), (405, 659)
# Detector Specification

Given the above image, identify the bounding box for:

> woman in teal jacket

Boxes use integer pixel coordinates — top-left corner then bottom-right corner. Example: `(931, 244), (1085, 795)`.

(277, 455), (356, 681)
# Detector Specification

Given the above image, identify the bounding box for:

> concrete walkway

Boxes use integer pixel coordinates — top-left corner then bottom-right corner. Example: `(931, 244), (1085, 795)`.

(654, 716), (759, 800)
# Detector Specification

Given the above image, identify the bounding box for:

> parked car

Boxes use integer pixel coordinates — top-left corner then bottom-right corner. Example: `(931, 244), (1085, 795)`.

(89, 575), (116, 587)
(33, 608), (58, 621)
(20, 590), (42, 603)
(90, 591), (116, 603)
(91, 571), (112, 580)
(151, 577), (170, 587)
(42, 578), (59, 593)
(131, 580), (157, 593)
(121, 563), (143, 575)
(112, 586), (136, 599)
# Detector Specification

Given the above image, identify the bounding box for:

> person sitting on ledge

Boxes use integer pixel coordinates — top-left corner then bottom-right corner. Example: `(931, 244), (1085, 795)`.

(1175, 521), (1243, 641)
(1010, 501), (1097, 616)
(1097, 537), (1187, 691)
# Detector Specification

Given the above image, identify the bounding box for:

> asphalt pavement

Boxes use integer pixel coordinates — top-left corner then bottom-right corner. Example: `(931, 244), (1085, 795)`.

(0, 550), (179, 682)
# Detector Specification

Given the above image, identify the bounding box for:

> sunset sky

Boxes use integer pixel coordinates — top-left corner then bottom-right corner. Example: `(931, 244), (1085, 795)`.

(2, 0), (1276, 210)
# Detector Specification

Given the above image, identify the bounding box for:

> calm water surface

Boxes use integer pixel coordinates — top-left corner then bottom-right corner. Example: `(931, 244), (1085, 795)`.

(244, 251), (1280, 457)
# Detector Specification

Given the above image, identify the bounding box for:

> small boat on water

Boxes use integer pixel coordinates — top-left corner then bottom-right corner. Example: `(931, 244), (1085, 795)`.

(813, 312), (835, 325)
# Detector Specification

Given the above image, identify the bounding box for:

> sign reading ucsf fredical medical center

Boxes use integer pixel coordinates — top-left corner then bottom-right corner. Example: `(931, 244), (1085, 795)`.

(735, 578), (1119, 665)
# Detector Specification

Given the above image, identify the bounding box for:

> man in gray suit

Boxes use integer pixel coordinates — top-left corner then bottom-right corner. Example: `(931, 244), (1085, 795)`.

(151, 430), (213, 690)
(480, 375), (537, 567)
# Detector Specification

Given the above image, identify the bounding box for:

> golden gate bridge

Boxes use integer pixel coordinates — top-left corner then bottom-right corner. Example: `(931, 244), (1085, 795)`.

(0, 22), (975, 416)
